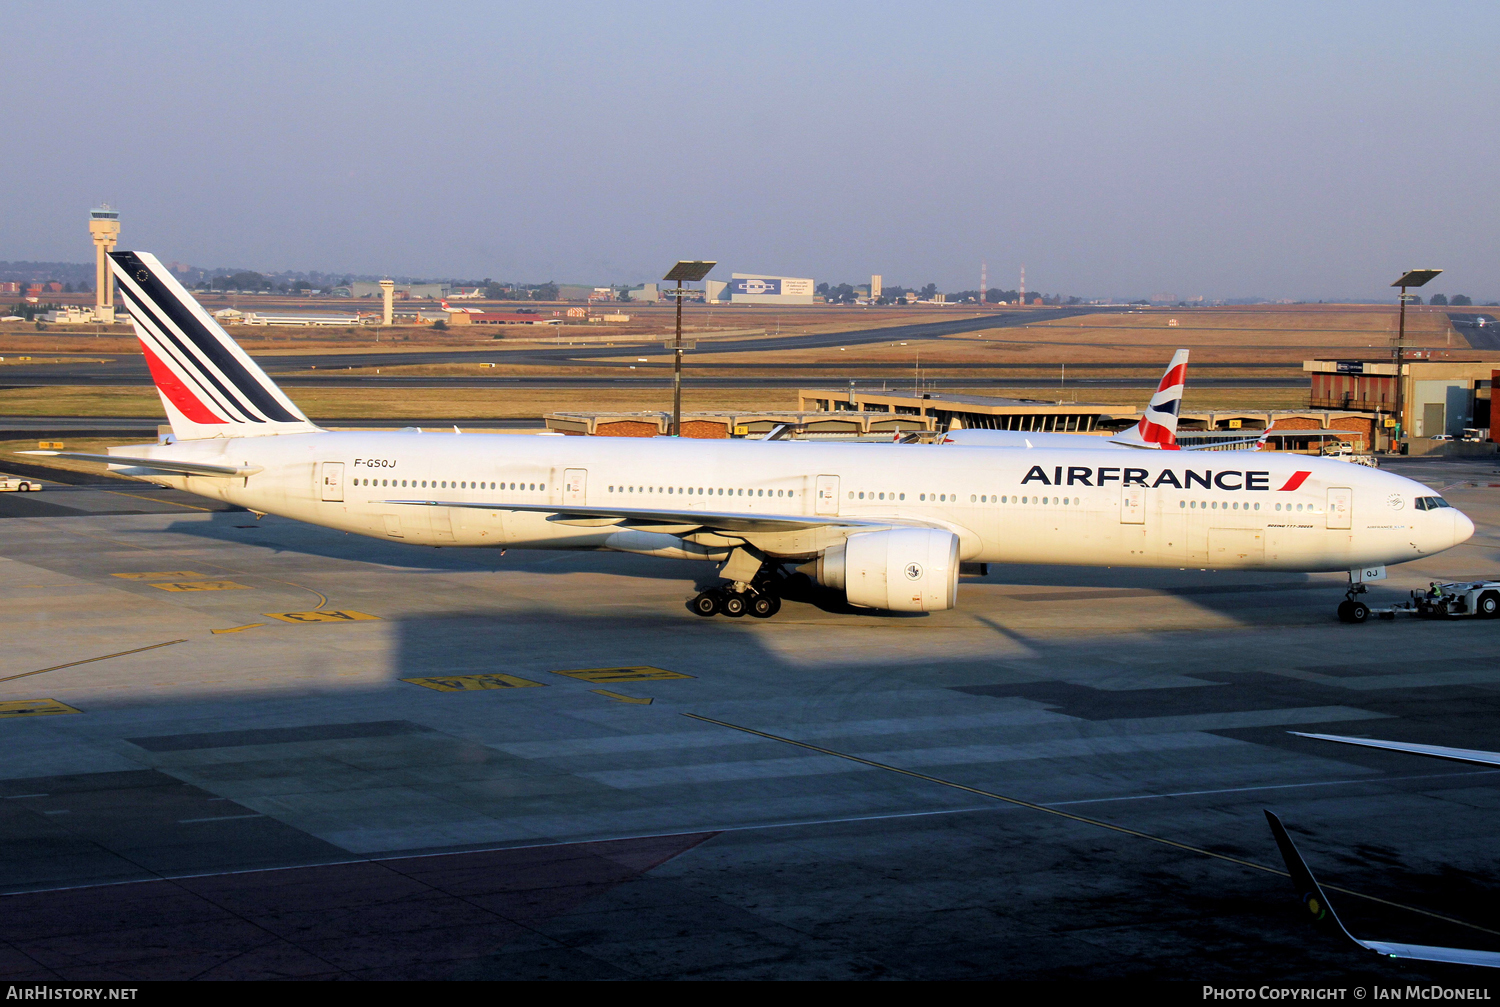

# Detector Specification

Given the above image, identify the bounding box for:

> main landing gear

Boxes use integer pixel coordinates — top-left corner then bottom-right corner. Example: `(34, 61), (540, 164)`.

(692, 563), (786, 619)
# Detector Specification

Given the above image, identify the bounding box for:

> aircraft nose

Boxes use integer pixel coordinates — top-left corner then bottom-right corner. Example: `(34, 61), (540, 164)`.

(1453, 508), (1476, 547)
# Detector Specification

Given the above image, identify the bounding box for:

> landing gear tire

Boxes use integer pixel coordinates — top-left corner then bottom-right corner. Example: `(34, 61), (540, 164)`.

(1337, 600), (1353, 622)
(692, 592), (720, 617)
(1340, 601), (1370, 624)
(721, 593), (748, 618)
(749, 594), (781, 619)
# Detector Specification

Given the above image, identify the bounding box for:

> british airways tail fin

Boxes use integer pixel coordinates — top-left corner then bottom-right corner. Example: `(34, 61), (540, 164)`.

(1113, 349), (1187, 450)
(110, 250), (317, 440)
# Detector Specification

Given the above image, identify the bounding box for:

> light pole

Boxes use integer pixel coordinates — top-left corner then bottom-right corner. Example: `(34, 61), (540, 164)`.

(662, 260), (716, 437)
(1390, 268), (1442, 449)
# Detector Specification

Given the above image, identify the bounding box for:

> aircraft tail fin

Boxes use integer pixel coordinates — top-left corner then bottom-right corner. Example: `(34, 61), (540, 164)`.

(110, 250), (317, 440)
(1113, 349), (1188, 450)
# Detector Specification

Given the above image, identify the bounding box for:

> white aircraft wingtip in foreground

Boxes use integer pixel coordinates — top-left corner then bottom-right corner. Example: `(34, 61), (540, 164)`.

(24, 250), (1475, 621)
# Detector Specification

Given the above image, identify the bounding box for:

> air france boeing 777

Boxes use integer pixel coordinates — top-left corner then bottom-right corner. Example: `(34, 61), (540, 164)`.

(30, 251), (1475, 622)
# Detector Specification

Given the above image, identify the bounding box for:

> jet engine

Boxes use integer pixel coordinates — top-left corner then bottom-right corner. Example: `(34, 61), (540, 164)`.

(804, 528), (959, 612)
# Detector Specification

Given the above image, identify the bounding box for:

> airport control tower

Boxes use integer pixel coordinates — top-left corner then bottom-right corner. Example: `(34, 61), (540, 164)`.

(89, 204), (120, 323)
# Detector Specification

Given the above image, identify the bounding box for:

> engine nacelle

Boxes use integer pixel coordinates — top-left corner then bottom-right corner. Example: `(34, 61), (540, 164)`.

(808, 528), (959, 612)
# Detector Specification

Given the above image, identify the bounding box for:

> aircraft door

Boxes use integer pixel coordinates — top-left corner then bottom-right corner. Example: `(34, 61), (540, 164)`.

(564, 468), (587, 506)
(1121, 485), (1145, 524)
(815, 475), (840, 516)
(320, 462), (344, 502)
(1327, 486), (1352, 529)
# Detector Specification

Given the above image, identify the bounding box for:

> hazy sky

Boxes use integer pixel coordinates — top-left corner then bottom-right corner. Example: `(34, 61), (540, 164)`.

(4, 1), (1497, 300)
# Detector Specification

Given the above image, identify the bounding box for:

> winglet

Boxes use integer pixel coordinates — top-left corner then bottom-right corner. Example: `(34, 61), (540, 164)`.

(1264, 810), (1355, 941)
(1265, 809), (1500, 969)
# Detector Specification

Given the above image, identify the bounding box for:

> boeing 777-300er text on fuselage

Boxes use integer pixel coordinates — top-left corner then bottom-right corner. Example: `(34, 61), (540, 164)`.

(29, 251), (1475, 622)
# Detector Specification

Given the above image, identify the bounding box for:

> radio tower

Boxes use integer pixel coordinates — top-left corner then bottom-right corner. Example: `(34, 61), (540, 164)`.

(1020, 265), (1026, 305)
(980, 262), (987, 306)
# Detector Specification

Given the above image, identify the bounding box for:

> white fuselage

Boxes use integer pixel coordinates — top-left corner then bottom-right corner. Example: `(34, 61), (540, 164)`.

(114, 432), (1473, 573)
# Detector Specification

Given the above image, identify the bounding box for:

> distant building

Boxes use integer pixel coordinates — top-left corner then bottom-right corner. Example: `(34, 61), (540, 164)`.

(1306, 357), (1497, 447)
(349, 281), (450, 300)
(41, 307), (93, 323)
(459, 312), (562, 326)
(623, 283), (659, 303)
(242, 312), (362, 327)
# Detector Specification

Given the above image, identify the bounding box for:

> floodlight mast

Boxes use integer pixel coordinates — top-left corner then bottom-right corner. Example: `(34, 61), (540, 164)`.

(1390, 269), (1442, 448)
(662, 261), (716, 437)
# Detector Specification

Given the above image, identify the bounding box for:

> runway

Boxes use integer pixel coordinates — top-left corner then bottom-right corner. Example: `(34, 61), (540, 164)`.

(0, 455), (1497, 978)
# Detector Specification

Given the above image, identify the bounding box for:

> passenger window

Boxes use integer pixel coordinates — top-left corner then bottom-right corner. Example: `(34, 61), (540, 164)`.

(971, 494), (977, 503)
(899, 493), (905, 501)
(919, 494), (925, 501)
(1180, 500), (1186, 508)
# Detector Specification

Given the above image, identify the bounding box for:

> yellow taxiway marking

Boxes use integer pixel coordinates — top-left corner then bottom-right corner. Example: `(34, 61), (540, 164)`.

(211, 623), (267, 635)
(551, 666), (693, 684)
(0, 639), (188, 684)
(264, 610), (379, 624)
(151, 580), (250, 592)
(0, 699), (81, 718)
(112, 571), (204, 581)
(591, 690), (653, 705)
(402, 673), (546, 692)
(106, 490), (213, 512)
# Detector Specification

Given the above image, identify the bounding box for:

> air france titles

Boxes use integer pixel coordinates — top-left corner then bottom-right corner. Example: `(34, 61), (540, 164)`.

(1021, 465), (1280, 492)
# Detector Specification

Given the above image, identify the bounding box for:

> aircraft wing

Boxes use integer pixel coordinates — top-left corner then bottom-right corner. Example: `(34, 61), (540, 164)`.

(381, 498), (921, 535)
(19, 451), (263, 478)
(1265, 810), (1500, 969)
(1289, 732), (1500, 768)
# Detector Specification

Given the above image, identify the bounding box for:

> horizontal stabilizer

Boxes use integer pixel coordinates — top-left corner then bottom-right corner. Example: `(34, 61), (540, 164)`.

(21, 450), (261, 478)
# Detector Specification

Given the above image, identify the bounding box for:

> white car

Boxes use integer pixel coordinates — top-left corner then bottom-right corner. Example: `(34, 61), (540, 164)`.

(1430, 433), (1454, 442)
(0, 476), (42, 492)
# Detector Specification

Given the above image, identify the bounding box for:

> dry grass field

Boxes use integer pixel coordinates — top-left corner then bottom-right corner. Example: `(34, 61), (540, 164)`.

(0, 303), (1488, 423)
(0, 385), (801, 421)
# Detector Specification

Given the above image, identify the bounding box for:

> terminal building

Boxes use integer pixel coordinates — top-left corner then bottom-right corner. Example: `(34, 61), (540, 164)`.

(545, 386), (1389, 453)
(1305, 357), (1495, 447)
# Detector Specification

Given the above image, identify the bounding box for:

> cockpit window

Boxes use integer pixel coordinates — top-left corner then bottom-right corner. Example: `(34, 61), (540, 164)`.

(1414, 496), (1452, 511)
